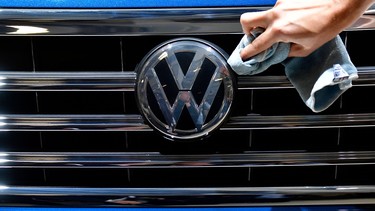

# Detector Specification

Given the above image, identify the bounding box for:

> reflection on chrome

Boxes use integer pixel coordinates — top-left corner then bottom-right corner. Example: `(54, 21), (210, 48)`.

(336, 187), (359, 190)
(0, 186), (8, 190)
(0, 152), (8, 163)
(0, 76), (5, 86)
(0, 116), (6, 127)
(7, 25), (49, 34)
(158, 52), (168, 60)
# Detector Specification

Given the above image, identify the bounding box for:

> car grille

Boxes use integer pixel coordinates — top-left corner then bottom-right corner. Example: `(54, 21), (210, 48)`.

(0, 6), (375, 208)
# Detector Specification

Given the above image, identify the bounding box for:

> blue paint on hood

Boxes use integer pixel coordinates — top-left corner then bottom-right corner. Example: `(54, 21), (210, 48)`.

(0, 0), (275, 8)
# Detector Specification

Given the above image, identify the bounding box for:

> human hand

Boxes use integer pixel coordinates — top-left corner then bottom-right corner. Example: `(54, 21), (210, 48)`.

(239, 0), (375, 60)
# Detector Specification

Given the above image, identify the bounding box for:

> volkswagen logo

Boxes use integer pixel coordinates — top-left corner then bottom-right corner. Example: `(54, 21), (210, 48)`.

(135, 38), (235, 141)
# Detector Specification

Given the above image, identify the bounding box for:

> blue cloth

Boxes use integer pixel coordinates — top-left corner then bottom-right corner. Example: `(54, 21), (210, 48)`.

(227, 28), (358, 113)
(227, 27), (290, 75)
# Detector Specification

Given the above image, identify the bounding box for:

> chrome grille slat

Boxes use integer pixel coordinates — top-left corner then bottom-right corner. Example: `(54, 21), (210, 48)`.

(0, 71), (135, 91)
(0, 113), (374, 131)
(237, 66), (375, 89)
(1, 151), (375, 168)
(351, 66), (375, 86)
(0, 66), (373, 91)
(225, 113), (375, 129)
(0, 186), (375, 206)
(0, 114), (149, 131)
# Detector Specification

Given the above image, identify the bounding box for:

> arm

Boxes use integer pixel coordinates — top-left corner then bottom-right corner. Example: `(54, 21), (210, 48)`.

(240, 0), (375, 59)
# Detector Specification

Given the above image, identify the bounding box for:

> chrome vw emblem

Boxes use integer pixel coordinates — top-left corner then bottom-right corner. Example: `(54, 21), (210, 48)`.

(136, 38), (234, 141)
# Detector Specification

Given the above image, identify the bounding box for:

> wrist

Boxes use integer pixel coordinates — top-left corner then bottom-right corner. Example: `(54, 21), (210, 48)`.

(332, 0), (374, 30)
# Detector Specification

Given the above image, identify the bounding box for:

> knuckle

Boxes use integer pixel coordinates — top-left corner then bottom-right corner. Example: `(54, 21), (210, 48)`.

(271, 24), (284, 35)
(240, 13), (250, 25)
(250, 40), (263, 52)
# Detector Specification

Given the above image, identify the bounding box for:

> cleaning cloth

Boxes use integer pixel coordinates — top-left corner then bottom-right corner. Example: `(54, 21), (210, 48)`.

(227, 28), (358, 113)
